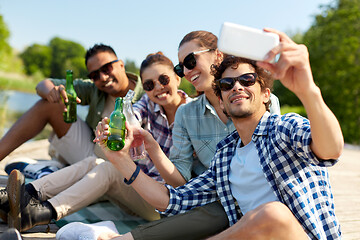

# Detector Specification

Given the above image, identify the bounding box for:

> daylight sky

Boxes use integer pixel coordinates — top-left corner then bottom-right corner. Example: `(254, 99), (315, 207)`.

(0, 0), (335, 66)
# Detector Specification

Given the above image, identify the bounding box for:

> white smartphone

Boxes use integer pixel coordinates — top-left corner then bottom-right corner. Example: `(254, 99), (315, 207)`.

(218, 22), (280, 61)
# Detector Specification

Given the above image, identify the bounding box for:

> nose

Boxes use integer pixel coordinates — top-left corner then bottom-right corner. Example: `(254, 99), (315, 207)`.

(153, 80), (164, 90)
(183, 66), (192, 77)
(232, 80), (244, 91)
(98, 71), (109, 82)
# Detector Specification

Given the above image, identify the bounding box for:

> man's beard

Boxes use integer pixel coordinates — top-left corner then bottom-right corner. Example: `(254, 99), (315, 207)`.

(222, 107), (252, 119)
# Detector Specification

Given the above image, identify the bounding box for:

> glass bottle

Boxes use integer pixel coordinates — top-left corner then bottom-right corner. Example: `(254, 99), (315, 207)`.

(63, 70), (77, 123)
(107, 97), (126, 151)
(123, 90), (146, 160)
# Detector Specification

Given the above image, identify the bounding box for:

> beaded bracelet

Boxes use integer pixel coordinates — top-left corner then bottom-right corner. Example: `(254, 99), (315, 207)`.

(124, 165), (140, 185)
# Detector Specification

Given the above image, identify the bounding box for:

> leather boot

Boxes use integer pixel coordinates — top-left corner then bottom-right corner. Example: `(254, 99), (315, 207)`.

(0, 188), (9, 223)
(7, 170), (53, 232)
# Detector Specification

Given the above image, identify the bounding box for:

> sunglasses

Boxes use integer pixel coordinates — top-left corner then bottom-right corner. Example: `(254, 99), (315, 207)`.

(216, 73), (258, 91)
(142, 74), (170, 91)
(87, 59), (119, 81)
(174, 49), (214, 77)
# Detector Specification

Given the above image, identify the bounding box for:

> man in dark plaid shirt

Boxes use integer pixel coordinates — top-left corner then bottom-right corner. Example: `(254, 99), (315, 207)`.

(92, 29), (343, 240)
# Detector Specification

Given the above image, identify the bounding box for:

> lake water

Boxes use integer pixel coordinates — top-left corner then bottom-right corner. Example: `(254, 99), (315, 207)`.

(0, 90), (88, 134)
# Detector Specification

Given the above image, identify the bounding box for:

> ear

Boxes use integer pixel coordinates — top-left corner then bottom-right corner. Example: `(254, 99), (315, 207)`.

(219, 97), (224, 111)
(176, 75), (181, 87)
(262, 88), (271, 104)
(118, 59), (125, 69)
(215, 49), (224, 65)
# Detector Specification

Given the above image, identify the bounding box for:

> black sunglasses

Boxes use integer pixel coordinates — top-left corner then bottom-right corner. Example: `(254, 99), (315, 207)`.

(87, 59), (119, 81)
(174, 49), (214, 77)
(142, 74), (170, 91)
(216, 73), (258, 91)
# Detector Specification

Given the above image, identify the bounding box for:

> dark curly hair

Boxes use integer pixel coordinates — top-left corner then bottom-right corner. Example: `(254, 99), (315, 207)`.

(211, 56), (274, 111)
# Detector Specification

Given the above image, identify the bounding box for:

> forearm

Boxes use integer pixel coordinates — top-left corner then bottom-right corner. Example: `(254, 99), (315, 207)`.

(298, 86), (344, 159)
(145, 137), (187, 187)
(109, 152), (170, 211)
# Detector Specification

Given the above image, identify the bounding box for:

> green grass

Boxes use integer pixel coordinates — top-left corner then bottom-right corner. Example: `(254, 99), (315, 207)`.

(0, 75), (38, 93)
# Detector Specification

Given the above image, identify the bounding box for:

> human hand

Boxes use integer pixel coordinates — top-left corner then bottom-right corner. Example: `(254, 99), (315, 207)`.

(94, 117), (110, 146)
(46, 85), (81, 111)
(133, 127), (158, 151)
(97, 231), (121, 240)
(257, 28), (318, 99)
(94, 119), (135, 164)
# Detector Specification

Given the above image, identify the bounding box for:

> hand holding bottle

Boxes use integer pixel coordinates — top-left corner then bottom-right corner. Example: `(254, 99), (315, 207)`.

(123, 90), (147, 160)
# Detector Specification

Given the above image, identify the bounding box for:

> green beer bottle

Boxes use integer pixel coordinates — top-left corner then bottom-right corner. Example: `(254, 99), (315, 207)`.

(107, 97), (126, 151)
(63, 70), (77, 123)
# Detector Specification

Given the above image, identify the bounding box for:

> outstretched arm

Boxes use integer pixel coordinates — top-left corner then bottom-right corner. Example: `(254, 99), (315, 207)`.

(257, 29), (344, 160)
(94, 119), (170, 211)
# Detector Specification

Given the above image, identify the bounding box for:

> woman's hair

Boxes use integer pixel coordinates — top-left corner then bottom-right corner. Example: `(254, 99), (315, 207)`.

(140, 51), (174, 79)
(211, 56), (274, 111)
(178, 30), (218, 50)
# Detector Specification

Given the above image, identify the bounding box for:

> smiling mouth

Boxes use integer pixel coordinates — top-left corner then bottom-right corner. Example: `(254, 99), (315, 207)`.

(156, 92), (168, 98)
(190, 74), (199, 82)
(231, 97), (247, 103)
(104, 80), (113, 87)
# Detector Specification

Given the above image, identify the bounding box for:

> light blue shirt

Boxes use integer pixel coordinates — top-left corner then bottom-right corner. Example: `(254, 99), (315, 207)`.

(229, 140), (278, 214)
(170, 93), (281, 181)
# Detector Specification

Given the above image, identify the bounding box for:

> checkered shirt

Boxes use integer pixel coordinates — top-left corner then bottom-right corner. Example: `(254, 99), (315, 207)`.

(161, 111), (340, 239)
(133, 90), (191, 181)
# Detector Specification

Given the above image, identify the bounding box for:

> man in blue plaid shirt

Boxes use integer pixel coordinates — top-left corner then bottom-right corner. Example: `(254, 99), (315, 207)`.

(93, 28), (343, 240)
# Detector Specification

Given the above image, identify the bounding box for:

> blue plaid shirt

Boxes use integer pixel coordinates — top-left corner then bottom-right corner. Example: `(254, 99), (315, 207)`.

(161, 112), (340, 239)
(133, 90), (191, 181)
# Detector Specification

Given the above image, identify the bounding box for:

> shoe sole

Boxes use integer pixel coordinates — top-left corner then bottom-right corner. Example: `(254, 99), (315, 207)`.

(7, 170), (25, 232)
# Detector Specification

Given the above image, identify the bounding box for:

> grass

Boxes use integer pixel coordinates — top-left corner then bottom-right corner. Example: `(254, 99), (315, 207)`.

(0, 73), (49, 140)
(0, 73), (38, 93)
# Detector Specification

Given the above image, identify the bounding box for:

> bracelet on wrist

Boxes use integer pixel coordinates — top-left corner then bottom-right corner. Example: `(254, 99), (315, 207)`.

(124, 165), (141, 185)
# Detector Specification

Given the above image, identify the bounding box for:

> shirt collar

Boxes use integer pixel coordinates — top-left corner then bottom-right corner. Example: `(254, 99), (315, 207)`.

(253, 111), (271, 137)
(217, 111), (272, 151)
(198, 94), (218, 116)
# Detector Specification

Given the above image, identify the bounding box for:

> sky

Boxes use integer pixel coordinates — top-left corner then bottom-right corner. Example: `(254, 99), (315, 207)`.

(0, 0), (336, 67)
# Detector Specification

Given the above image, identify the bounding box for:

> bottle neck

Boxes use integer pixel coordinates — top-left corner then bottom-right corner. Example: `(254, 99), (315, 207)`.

(114, 97), (124, 112)
(66, 72), (74, 89)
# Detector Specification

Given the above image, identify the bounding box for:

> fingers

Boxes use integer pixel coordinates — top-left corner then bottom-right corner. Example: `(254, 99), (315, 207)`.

(93, 117), (110, 145)
(59, 85), (68, 103)
(263, 28), (293, 44)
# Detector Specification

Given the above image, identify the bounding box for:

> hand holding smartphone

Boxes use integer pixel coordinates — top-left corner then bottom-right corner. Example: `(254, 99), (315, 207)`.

(218, 22), (280, 61)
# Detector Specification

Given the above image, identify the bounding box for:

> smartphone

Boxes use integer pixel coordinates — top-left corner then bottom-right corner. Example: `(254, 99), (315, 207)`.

(218, 22), (280, 61)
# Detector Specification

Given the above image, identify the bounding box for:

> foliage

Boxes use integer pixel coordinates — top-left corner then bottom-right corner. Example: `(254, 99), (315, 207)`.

(0, 15), (12, 71)
(20, 44), (51, 76)
(0, 75), (37, 93)
(125, 59), (140, 75)
(49, 37), (87, 78)
(303, 0), (360, 144)
(280, 105), (307, 117)
(179, 78), (197, 97)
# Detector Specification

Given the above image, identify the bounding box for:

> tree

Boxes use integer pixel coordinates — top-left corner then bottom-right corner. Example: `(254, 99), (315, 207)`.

(20, 44), (51, 76)
(0, 14), (11, 71)
(124, 59), (139, 75)
(49, 37), (87, 78)
(303, 0), (360, 144)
